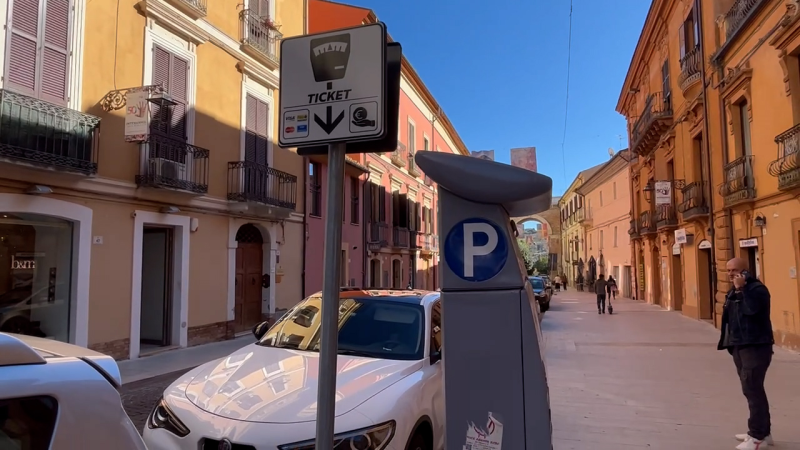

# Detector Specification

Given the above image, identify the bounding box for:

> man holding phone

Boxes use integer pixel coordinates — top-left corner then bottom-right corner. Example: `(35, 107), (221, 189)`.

(718, 258), (774, 449)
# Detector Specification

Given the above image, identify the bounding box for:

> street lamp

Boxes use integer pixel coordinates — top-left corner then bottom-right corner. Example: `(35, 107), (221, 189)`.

(643, 181), (655, 202)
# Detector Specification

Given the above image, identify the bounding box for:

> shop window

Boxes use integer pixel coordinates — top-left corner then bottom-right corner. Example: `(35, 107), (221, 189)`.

(0, 213), (73, 342)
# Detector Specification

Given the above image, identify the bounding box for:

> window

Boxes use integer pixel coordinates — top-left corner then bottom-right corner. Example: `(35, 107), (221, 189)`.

(151, 46), (190, 143)
(614, 226), (618, 247)
(250, 0), (271, 18)
(350, 177), (359, 224)
(367, 182), (386, 223)
(430, 301), (442, 355)
(613, 182), (617, 199)
(5, 0), (71, 105)
(738, 100), (752, 157)
(600, 191), (604, 206)
(407, 121), (416, 170)
(600, 230), (604, 249)
(244, 94), (269, 166)
(661, 59), (671, 108)
(679, 8), (700, 59)
(0, 395), (59, 449)
(423, 137), (429, 151)
(309, 163), (321, 217)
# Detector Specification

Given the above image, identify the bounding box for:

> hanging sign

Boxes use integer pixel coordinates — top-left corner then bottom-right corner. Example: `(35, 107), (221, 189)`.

(125, 88), (149, 142)
(674, 228), (687, 245)
(654, 181), (672, 205)
(739, 238), (758, 248)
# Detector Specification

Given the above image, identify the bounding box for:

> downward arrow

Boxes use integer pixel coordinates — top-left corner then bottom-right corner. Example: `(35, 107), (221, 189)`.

(314, 106), (345, 135)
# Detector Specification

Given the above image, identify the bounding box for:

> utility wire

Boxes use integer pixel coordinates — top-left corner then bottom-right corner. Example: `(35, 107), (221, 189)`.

(559, 0), (574, 186)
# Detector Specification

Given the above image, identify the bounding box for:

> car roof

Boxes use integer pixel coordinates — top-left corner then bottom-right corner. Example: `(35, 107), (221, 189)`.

(308, 288), (439, 305)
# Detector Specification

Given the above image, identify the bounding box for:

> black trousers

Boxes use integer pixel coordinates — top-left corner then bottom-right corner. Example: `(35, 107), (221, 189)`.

(596, 293), (606, 312)
(732, 344), (773, 440)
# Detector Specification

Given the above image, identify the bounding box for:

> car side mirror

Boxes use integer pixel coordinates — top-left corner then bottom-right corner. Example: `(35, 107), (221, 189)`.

(252, 321), (270, 341)
(430, 349), (442, 364)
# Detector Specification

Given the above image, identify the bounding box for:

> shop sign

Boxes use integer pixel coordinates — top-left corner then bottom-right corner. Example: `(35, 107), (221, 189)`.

(672, 243), (681, 255)
(739, 238), (758, 248)
(674, 228), (687, 245)
(11, 255), (36, 270)
(655, 181), (672, 205)
(698, 239), (712, 249)
(124, 89), (149, 142)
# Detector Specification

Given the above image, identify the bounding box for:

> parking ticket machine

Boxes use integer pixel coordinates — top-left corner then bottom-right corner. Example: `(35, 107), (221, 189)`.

(414, 151), (553, 450)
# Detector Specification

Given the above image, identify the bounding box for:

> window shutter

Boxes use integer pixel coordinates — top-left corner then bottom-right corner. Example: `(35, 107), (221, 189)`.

(245, 95), (258, 163)
(256, 99), (268, 165)
(170, 54), (189, 141)
(256, 0), (269, 17)
(378, 186), (387, 222)
(678, 22), (686, 59)
(151, 46), (172, 136)
(41, 0), (71, 105)
(392, 192), (400, 226)
(364, 181), (372, 222)
(7, 0), (42, 96)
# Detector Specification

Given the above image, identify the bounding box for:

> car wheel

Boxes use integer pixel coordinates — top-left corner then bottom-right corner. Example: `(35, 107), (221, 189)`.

(540, 301), (550, 313)
(406, 429), (431, 450)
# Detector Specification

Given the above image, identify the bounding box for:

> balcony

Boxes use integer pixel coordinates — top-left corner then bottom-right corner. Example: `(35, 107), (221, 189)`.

(679, 46), (702, 94)
(656, 204), (678, 230)
(368, 222), (389, 249)
(628, 219), (640, 238)
(227, 161), (297, 214)
(638, 211), (657, 236)
(392, 226), (409, 248)
(240, 10), (282, 69)
(577, 208), (592, 226)
(408, 151), (421, 177)
(165, 0), (206, 19)
(678, 181), (710, 220)
(719, 155), (756, 207)
(721, 0), (767, 43)
(631, 92), (673, 156)
(411, 231), (422, 249)
(0, 89), (99, 175)
(390, 142), (407, 168)
(768, 124), (800, 191)
(136, 135), (208, 194)
(417, 232), (438, 252)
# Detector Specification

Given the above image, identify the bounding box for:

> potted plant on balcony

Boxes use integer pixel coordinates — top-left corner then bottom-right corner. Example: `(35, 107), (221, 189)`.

(263, 17), (281, 30)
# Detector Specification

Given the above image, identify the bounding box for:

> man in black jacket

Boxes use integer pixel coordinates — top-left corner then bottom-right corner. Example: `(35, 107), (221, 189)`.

(718, 258), (774, 449)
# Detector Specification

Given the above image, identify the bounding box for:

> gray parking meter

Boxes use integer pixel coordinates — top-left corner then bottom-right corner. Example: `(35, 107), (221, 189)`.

(414, 151), (553, 450)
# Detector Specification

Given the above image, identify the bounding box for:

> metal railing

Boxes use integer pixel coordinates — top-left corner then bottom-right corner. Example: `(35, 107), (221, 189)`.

(631, 92), (672, 152)
(368, 222), (389, 245)
(723, 0), (765, 41)
(678, 181), (709, 217)
(411, 231), (422, 249)
(136, 134), (209, 194)
(656, 203), (678, 228)
(391, 142), (407, 168)
(719, 155), (756, 206)
(628, 218), (639, 236)
(240, 10), (282, 64)
(408, 149), (421, 177)
(638, 211), (656, 235)
(768, 123), (800, 190)
(227, 161), (297, 209)
(392, 226), (409, 248)
(679, 46), (702, 89)
(0, 89), (100, 175)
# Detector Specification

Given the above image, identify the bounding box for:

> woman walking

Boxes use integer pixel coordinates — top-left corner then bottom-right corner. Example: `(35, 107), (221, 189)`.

(606, 275), (618, 300)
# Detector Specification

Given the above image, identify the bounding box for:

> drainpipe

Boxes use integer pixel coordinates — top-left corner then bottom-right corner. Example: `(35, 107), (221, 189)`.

(697, 0), (719, 314)
(362, 175), (368, 288)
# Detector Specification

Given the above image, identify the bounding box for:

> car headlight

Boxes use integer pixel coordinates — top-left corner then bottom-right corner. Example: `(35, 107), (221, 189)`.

(278, 421), (395, 450)
(147, 397), (190, 437)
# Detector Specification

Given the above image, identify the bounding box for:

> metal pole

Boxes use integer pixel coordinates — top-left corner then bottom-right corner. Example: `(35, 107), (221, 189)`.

(314, 142), (346, 449)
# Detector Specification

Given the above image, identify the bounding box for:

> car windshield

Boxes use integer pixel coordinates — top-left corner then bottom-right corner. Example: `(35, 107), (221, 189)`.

(529, 278), (545, 290)
(257, 295), (425, 361)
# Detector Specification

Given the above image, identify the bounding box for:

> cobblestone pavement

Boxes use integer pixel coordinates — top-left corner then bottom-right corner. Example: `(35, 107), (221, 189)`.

(543, 291), (800, 450)
(121, 368), (195, 432)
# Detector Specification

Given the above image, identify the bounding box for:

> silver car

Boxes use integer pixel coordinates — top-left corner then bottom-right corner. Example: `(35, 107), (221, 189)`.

(0, 333), (146, 450)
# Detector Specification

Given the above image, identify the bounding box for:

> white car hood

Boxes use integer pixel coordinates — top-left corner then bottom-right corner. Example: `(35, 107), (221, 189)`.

(184, 343), (422, 424)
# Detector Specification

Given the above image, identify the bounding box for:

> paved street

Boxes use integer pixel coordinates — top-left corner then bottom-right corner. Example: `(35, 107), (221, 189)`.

(543, 290), (800, 450)
(121, 368), (195, 432)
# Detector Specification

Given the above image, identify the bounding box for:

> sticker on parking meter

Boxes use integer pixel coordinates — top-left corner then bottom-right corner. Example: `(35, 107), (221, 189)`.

(463, 411), (503, 450)
(445, 218), (508, 282)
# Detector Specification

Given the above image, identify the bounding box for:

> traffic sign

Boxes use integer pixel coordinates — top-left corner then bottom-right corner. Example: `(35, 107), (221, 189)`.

(278, 23), (387, 148)
(444, 218), (509, 282)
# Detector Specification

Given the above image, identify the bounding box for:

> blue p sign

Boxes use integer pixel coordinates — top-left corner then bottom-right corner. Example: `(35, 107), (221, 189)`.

(444, 218), (509, 282)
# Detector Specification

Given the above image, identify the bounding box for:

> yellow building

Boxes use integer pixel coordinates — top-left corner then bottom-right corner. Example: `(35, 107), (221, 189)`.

(618, 0), (800, 349)
(575, 150), (635, 298)
(0, 0), (306, 359)
(558, 162), (603, 287)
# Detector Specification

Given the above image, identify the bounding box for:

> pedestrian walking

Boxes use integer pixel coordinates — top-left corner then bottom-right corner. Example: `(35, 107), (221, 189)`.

(606, 275), (618, 300)
(594, 274), (608, 314)
(554, 275), (562, 292)
(718, 258), (774, 449)
(562, 274), (567, 291)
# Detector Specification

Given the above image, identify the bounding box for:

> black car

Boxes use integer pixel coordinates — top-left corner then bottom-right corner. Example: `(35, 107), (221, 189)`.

(528, 276), (551, 312)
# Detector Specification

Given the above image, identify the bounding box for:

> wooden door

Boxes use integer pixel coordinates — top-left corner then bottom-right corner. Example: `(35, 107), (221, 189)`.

(235, 242), (263, 333)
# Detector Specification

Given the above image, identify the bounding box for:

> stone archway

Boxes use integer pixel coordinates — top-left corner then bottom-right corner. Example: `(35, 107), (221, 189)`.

(513, 204), (562, 274)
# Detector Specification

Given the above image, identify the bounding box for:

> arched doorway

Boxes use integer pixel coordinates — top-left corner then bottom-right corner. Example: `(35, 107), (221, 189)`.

(369, 259), (381, 288)
(235, 224), (263, 333)
(391, 259), (402, 289)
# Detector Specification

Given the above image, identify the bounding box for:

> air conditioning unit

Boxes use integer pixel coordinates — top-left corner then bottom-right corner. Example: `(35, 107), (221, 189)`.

(150, 157), (186, 180)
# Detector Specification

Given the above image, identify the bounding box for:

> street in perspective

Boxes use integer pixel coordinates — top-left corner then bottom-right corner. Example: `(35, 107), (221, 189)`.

(2, 0), (800, 449)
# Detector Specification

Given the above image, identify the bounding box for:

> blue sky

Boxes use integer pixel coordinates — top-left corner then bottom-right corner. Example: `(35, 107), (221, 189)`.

(345, 0), (650, 196)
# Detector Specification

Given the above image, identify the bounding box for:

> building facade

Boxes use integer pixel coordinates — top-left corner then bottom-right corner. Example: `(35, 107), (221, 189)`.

(558, 163), (603, 286)
(618, 0), (800, 349)
(0, 0), (305, 359)
(575, 150), (635, 298)
(510, 147), (538, 172)
(304, 0), (469, 293)
(470, 150), (495, 161)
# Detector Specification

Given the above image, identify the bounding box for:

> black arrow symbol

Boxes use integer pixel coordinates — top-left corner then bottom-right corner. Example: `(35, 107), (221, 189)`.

(314, 106), (344, 135)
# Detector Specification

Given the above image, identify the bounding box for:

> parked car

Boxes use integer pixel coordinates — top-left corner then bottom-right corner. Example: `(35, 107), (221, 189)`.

(528, 276), (551, 312)
(143, 288), (444, 450)
(0, 333), (147, 449)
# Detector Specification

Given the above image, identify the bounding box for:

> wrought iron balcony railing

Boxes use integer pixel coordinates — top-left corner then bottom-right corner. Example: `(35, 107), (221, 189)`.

(136, 135), (209, 194)
(679, 46), (702, 91)
(768, 123), (800, 191)
(678, 181), (709, 220)
(411, 230), (422, 249)
(166, 0), (207, 18)
(390, 142), (407, 168)
(392, 226), (410, 248)
(631, 91), (673, 156)
(227, 161), (297, 209)
(656, 204), (678, 229)
(638, 211), (657, 235)
(628, 218), (639, 237)
(0, 89), (100, 175)
(719, 155), (756, 207)
(240, 10), (282, 67)
(408, 150), (421, 177)
(722, 0), (766, 42)
(368, 222), (389, 246)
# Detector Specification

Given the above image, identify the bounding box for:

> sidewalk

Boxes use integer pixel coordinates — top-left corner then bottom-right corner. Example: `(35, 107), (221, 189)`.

(544, 290), (800, 450)
(117, 335), (253, 384)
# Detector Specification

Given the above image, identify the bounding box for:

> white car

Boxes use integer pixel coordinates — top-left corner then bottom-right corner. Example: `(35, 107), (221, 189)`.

(143, 289), (444, 450)
(0, 332), (147, 449)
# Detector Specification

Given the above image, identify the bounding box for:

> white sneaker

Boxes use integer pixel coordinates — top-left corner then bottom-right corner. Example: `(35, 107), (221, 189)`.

(735, 435), (772, 449)
(735, 434), (773, 445)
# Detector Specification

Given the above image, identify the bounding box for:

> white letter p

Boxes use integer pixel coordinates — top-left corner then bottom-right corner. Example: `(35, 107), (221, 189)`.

(463, 223), (497, 277)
